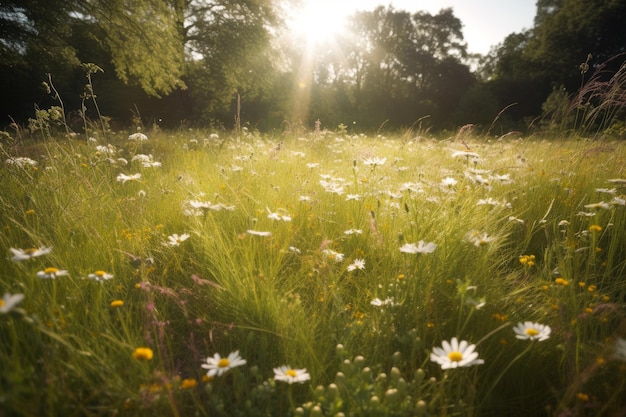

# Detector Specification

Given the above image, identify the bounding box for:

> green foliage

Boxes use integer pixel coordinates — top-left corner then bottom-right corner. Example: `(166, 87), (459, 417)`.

(308, 6), (474, 129)
(482, 0), (626, 129)
(93, 0), (187, 97)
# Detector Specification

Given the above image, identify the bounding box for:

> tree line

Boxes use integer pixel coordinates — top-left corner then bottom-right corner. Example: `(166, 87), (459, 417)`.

(1, 0), (625, 135)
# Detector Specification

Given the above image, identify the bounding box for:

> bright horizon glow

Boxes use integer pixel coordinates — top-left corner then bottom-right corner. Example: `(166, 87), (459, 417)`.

(286, 0), (352, 47)
(286, 0), (536, 55)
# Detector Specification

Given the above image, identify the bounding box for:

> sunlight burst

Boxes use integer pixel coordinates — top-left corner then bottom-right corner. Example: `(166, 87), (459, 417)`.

(287, 0), (352, 46)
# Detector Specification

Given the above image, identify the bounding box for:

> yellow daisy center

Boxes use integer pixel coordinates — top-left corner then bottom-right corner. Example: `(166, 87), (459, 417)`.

(448, 351), (463, 362)
(218, 358), (230, 368)
(0, 300), (5, 307)
(44, 267), (58, 274)
(525, 328), (539, 336)
(286, 369), (297, 378)
(25, 248), (38, 254)
(95, 270), (106, 276)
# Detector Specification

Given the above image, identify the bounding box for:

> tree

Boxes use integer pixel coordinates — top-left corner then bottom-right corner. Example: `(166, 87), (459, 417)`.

(313, 6), (472, 129)
(482, 0), (626, 130)
(0, 0), (286, 128)
(179, 0), (283, 126)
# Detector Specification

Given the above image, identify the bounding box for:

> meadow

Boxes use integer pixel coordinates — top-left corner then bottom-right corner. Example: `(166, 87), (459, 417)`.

(1, 126), (626, 417)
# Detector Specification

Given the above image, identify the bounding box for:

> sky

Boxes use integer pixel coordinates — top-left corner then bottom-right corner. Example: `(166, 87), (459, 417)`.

(291, 0), (537, 55)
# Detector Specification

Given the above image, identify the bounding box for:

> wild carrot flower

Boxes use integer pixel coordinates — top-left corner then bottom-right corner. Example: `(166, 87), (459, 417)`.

(37, 267), (69, 279)
(131, 154), (161, 168)
(5, 157), (37, 168)
(347, 259), (366, 271)
(399, 240), (437, 254)
(88, 270), (114, 281)
(164, 233), (190, 247)
(513, 321), (551, 341)
(430, 337), (484, 370)
(0, 293), (24, 314)
(441, 177), (457, 187)
(201, 351), (247, 377)
(128, 133), (148, 141)
(132, 347), (154, 361)
(273, 366), (311, 384)
(10, 246), (52, 262)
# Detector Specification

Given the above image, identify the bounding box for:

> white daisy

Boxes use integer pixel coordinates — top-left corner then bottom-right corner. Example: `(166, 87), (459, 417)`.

(37, 267), (69, 279)
(513, 321), (551, 341)
(267, 210), (291, 222)
(323, 249), (344, 263)
(347, 259), (366, 271)
(584, 201), (611, 210)
(0, 292), (25, 314)
(430, 337), (484, 370)
(116, 173), (141, 183)
(164, 233), (190, 247)
(87, 270), (114, 282)
(610, 197), (625, 206)
(399, 240), (437, 254)
(273, 365), (311, 384)
(247, 230), (272, 237)
(201, 350), (247, 377)
(466, 231), (495, 247)
(370, 297), (397, 307)
(451, 150), (480, 159)
(10, 246), (52, 262)
(362, 156), (387, 167)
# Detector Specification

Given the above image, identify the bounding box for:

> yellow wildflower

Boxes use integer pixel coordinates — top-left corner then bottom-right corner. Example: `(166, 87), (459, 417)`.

(555, 278), (569, 286)
(181, 378), (198, 390)
(132, 347), (154, 361)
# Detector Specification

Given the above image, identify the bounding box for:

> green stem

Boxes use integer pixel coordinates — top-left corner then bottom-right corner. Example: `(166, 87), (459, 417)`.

(480, 343), (533, 404)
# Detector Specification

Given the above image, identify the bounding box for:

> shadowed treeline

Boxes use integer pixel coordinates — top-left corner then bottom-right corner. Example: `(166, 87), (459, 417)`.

(1, 0), (626, 135)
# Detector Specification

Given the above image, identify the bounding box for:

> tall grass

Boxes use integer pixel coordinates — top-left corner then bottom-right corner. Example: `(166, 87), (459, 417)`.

(1, 128), (626, 417)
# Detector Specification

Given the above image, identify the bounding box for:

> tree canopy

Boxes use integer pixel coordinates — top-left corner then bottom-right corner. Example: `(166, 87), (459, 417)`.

(2, 0), (626, 135)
